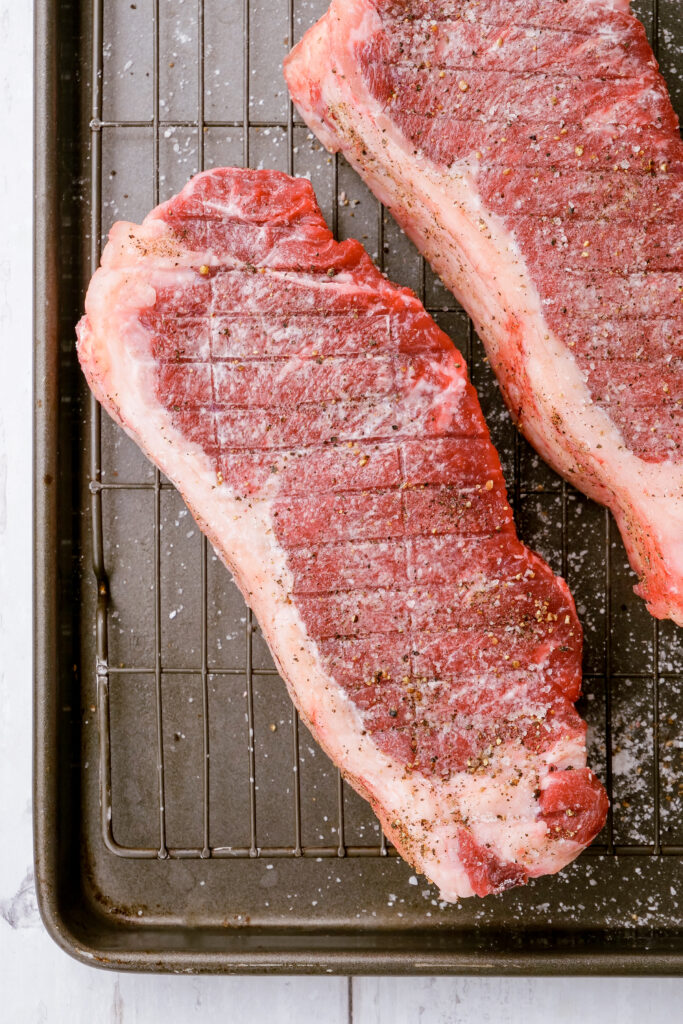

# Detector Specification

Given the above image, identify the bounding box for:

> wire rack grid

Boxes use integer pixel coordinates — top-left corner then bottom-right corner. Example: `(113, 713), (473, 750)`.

(86, 0), (682, 866)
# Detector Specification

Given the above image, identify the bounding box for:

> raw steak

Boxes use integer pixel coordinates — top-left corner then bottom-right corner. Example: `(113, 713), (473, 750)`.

(77, 167), (607, 900)
(285, 0), (683, 625)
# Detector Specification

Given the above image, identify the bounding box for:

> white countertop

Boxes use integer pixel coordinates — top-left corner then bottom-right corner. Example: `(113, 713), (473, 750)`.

(1, 2), (681, 1019)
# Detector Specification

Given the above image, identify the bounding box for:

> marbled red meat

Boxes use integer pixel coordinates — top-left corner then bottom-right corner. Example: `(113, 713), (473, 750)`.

(285, 0), (683, 625)
(77, 167), (607, 900)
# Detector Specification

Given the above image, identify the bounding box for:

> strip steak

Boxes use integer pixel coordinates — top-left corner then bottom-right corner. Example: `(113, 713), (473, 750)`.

(77, 167), (607, 900)
(284, 0), (683, 625)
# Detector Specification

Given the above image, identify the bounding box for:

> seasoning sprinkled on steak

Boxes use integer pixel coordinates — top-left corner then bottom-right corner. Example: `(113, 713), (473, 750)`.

(285, 0), (683, 625)
(77, 167), (607, 900)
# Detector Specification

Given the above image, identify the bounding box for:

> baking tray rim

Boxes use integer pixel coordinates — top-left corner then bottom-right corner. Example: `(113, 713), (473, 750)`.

(31, 0), (683, 976)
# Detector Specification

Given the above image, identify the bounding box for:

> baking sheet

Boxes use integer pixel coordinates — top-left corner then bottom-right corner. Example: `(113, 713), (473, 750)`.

(33, 0), (683, 973)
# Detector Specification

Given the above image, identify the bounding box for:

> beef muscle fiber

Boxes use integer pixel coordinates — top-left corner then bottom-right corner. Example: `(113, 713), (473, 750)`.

(284, 0), (683, 625)
(77, 167), (607, 900)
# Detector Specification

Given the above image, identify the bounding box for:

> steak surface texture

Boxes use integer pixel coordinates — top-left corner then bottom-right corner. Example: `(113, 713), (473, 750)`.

(285, 0), (683, 625)
(77, 167), (607, 900)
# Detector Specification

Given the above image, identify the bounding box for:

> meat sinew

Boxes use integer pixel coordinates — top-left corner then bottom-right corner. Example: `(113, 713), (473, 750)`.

(77, 167), (607, 900)
(284, 0), (683, 625)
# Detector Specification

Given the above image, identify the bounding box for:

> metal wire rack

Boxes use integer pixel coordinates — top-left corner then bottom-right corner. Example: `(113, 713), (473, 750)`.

(87, 0), (682, 865)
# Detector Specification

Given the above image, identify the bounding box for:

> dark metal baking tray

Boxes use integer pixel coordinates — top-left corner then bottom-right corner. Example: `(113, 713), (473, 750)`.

(34, 0), (683, 974)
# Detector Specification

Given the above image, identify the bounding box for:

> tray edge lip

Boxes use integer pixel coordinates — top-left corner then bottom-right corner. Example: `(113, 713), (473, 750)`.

(29, 0), (683, 977)
(33, 0), (67, 965)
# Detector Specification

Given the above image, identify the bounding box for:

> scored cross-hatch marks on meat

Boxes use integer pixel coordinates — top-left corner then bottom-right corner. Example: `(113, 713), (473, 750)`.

(285, 0), (683, 625)
(77, 167), (607, 900)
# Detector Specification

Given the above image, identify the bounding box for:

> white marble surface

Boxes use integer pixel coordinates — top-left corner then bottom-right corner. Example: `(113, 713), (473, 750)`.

(0, 1), (681, 1019)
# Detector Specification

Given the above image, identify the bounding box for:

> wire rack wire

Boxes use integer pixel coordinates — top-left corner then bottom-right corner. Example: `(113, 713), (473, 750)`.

(88, 0), (681, 862)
